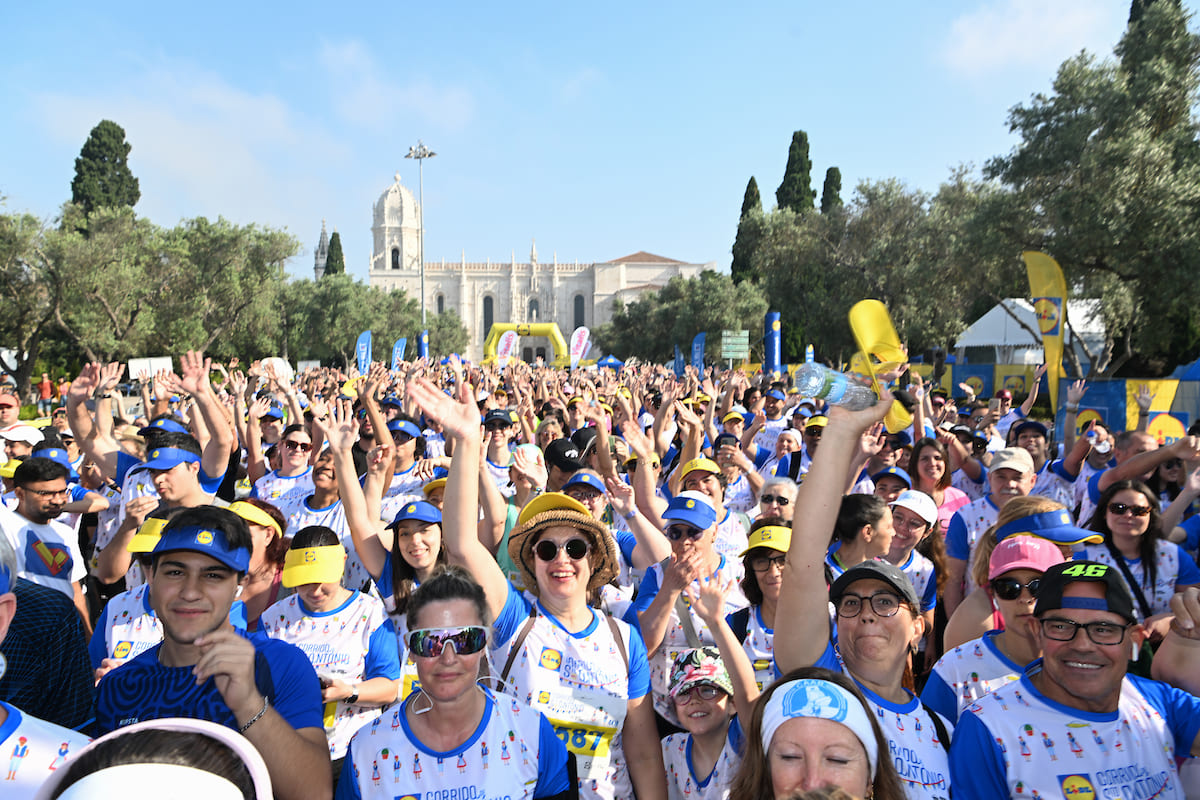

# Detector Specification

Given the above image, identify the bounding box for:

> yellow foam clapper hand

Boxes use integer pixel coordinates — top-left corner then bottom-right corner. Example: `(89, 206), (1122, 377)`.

(340, 379), (358, 399)
(848, 300), (912, 434)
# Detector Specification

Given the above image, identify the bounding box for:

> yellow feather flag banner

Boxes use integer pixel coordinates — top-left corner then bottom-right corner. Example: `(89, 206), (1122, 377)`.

(1022, 251), (1067, 411)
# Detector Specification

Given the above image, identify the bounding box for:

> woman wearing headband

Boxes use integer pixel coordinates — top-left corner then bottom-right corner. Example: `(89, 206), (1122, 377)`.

(262, 527), (401, 790)
(228, 499), (290, 630)
(404, 377), (668, 800)
(336, 567), (574, 800)
(728, 667), (905, 800)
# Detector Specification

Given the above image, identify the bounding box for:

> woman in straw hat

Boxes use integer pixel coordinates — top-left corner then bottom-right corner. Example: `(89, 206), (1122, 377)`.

(404, 376), (667, 800)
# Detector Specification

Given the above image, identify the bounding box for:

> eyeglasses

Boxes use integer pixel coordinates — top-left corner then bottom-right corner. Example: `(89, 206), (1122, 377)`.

(563, 489), (602, 503)
(759, 494), (791, 506)
(1107, 502), (1152, 517)
(664, 524), (705, 541)
(533, 538), (591, 562)
(22, 487), (69, 498)
(836, 591), (904, 619)
(407, 626), (489, 657)
(990, 577), (1042, 601)
(748, 554), (786, 572)
(1039, 617), (1131, 646)
(674, 684), (723, 704)
(283, 440), (312, 452)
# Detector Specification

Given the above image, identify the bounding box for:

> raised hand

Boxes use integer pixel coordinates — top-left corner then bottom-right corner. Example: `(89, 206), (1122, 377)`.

(686, 572), (735, 626)
(177, 350), (212, 397)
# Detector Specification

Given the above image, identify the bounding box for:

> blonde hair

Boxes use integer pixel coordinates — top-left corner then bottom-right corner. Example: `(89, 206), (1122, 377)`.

(969, 496), (1065, 589)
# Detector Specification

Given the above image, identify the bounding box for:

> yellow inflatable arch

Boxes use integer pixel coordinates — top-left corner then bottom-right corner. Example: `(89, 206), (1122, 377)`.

(481, 323), (572, 366)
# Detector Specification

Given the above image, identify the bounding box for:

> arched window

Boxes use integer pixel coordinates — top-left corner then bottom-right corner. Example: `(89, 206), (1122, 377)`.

(574, 295), (586, 329)
(522, 347), (533, 363)
(529, 298), (540, 321)
(436, 294), (445, 314)
(482, 296), (494, 337)
(391, 248), (400, 270)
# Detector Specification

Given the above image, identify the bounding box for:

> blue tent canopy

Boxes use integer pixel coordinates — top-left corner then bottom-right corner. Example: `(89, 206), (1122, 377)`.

(597, 355), (624, 370)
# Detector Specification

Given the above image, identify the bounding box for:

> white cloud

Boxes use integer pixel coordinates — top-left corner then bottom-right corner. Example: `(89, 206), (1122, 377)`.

(318, 39), (475, 130)
(943, 0), (1127, 77)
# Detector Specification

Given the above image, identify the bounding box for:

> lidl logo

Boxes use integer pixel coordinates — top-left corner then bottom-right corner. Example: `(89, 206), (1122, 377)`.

(406, 504), (416, 513)
(965, 376), (984, 395)
(1034, 297), (1061, 336)
(685, 500), (695, 509)
(397, 795), (420, 800)
(304, 550), (316, 562)
(1148, 413), (1186, 446)
(151, 450), (160, 459)
(1058, 774), (1096, 798)
(772, 320), (781, 331)
(1002, 376), (1026, 393)
(114, 641), (133, 659)
(195, 531), (214, 545)
(539, 647), (562, 670)
(538, 691), (551, 704)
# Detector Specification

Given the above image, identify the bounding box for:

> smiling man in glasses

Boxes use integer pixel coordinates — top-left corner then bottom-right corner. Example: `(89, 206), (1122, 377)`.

(950, 560), (1200, 799)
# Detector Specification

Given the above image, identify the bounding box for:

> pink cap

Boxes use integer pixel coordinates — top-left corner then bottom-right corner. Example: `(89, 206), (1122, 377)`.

(988, 535), (1065, 580)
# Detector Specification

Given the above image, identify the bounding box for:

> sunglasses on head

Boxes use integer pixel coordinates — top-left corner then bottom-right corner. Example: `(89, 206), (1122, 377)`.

(759, 494), (791, 506)
(533, 537), (591, 562)
(1107, 502), (1152, 517)
(990, 577), (1041, 601)
(283, 440), (312, 452)
(407, 626), (488, 657)
(664, 524), (705, 541)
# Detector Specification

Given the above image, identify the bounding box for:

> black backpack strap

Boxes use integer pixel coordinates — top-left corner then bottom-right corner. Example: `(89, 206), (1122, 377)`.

(921, 702), (951, 753)
(728, 607), (752, 644)
(499, 608), (540, 685)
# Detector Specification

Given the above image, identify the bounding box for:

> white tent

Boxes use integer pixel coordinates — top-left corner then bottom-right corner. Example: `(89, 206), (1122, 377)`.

(954, 299), (1105, 366)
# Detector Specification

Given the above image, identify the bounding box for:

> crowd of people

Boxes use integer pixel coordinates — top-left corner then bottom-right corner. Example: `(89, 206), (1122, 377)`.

(2, 351), (1200, 799)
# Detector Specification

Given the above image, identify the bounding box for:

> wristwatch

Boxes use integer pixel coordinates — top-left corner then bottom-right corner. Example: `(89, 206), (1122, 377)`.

(346, 688), (360, 705)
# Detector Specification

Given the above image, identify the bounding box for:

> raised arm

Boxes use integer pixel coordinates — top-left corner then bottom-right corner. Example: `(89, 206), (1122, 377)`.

(319, 403), (387, 582)
(622, 420), (668, 526)
(775, 394), (893, 673)
(65, 363), (120, 481)
(605, 475), (670, 568)
(1019, 364), (1047, 418)
(1062, 380), (1087, 452)
(689, 573), (760, 721)
(173, 351), (234, 481)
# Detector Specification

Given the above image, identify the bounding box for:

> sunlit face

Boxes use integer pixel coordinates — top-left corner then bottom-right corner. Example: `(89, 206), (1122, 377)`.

(768, 717), (872, 799)
(259, 417), (284, 443)
(673, 683), (733, 737)
(3, 440), (32, 461)
(532, 525), (594, 602)
(150, 551), (240, 647)
(536, 424), (562, 449)
(776, 433), (802, 457)
(411, 598), (487, 705)
(865, 508), (895, 560)
(887, 505), (930, 558)
(151, 461), (201, 503)
(563, 485), (607, 518)
(0, 395), (20, 426)
(834, 579), (923, 673)
(763, 395), (784, 418)
(15, 478), (67, 524)
(311, 450), (336, 491)
(916, 447), (945, 485)
(683, 471), (724, 506)
(988, 467), (1034, 507)
(991, 567), (1042, 633)
(1104, 488), (1153, 541)
(279, 432), (312, 472)
(1016, 430), (1047, 463)
(873, 476), (908, 504)
(396, 520), (441, 573)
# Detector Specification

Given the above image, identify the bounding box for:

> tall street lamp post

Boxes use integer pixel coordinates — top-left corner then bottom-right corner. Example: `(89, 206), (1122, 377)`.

(405, 141), (436, 326)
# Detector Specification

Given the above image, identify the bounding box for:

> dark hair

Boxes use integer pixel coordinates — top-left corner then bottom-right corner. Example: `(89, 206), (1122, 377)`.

(728, 666), (906, 800)
(741, 516), (788, 605)
(144, 415), (189, 441)
(390, 515), (446, 617)
(155, 507), (253, 576)
(406, 565), (490, 632)
(291, 525), (340, 549)
(49, 729), (256, 800)
(910, 437), (951, 491)
(1090, 480), (1162, 593)
(237, 498), (289, 569)
(281, 423), (308, 440)
(393, 412), (427, 458)
(1146, 459), (1184, 505)
(833, 494), (888, 545)
(914, 515), (948, 599)
(149, 431), (202, 456)
(13, 457), (69, 487)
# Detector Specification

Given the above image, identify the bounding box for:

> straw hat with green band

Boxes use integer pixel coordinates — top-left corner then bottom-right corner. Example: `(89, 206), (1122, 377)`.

(128, 517), (169, 553)
(506, 492), (620, 594)
(282, 544), (347, 588)
(228, 501), (283, 538)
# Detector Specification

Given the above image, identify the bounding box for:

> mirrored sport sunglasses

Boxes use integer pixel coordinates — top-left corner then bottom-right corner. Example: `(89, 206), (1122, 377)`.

(407, 626), (489, 657)
(533, 537), (591, 562)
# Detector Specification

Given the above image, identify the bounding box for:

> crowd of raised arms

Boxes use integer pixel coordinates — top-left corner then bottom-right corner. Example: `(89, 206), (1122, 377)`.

(3, 352), (1200, 799)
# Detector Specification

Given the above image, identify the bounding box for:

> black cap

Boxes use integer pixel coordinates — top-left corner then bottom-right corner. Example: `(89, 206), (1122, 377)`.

(1033, 561), (1137, 624)
(571, 426), (599, 455)
(829, 560), (920, 610)
(544, 439), (583, 473)
(483, 408), (513, 427)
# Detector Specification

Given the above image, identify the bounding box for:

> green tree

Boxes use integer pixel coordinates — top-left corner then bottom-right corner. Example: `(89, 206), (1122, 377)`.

(820, 167), (843, 214)
(0, 212), (59, 395)
(776, 130), (816, 213)
(740, 176), (762, 218)
(70, 120), (140, 215)
(731, 177), (763, 284)
(427, 310), (469, 357)
(324, 231), (345, 276)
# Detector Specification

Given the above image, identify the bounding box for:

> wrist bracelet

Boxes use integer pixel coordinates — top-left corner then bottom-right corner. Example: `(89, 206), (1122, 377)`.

(239, 697), (269, 733)
(1139, 410), (1150, 416)
(1065, 404), (1079, 413)
(623, 510), (637, 521)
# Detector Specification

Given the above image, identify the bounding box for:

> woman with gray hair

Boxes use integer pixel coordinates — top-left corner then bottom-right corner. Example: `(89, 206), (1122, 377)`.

(755, 478), (798, 522)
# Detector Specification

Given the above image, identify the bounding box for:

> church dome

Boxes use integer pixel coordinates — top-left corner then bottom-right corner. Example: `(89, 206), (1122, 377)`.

(373, 172), (419, 229)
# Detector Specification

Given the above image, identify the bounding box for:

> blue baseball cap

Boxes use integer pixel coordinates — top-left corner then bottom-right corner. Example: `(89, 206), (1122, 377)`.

(380, 395), (403, 409)
(563, 472), (606, 495)
(31, 448), (79, 480)
(387, 500), (442, 529)
(142, 447), (201, 472)
(663, 491), (717, 530)
(387, 419), (423, 440)
(152, 524), (251, 572)
(871, 466), (912, 489)
(765, 389), (787, 401)
(994, 508), (1104, 547)
(261, 405), (285, 421)
(1012, 420), (1049, 440)
(139, 417), (189, 437)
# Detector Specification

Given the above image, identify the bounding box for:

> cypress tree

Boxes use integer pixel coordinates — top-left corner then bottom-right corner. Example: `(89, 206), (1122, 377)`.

(776, 130), (816, 213)
(325, 231), (345, 275)
(820, 167), (843, 214)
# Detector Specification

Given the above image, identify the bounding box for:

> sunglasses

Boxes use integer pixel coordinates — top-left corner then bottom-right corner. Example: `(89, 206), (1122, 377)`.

(1163, 459), (1184, 469)
(533, 537), (591, 562)
(674, 684), (723, 703)
(283, 440), (312, 452)
(407, 626), (488, 657)
(1107, 502), (1152, 517)
(990, 577), (1042, 601)
(391, 432), (414, 443)
(664, 524), (705, 541)
(804, 429), (822, 438)
(483, 422), (510, 431)
(759, 494), (791, 506)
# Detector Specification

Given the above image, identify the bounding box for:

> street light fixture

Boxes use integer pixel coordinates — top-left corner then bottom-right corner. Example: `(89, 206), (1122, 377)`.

(405, 140), (436, 326)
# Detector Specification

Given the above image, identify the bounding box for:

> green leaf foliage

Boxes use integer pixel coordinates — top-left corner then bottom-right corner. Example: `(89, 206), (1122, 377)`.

(70, 120), (140, 214)
(776, 131), (816, 214)
(324, 231), (345, 276)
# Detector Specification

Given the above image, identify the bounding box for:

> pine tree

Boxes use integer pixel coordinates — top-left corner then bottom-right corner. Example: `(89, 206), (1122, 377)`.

(325, 231), (345, 275)
(71, 120), (140, 214)
(820, 167), (843, 214)
(775, 131), (816, 213)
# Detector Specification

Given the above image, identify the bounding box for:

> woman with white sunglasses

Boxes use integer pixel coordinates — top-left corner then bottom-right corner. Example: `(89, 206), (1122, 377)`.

(336, 567), (574, 799)
(404, 377), (668, 800)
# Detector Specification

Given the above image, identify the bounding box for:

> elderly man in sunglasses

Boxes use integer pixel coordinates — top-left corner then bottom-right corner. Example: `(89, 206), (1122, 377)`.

(636, 491), (749, 733)
(950, 561), (1200, 800)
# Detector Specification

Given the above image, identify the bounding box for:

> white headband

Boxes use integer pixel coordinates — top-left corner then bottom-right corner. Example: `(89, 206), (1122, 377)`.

(760, 678), (879, 777)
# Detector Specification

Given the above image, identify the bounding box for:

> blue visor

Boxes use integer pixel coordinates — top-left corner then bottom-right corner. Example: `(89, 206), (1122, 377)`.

(142, 447), (201, 472)
(152, 524), (250, 572)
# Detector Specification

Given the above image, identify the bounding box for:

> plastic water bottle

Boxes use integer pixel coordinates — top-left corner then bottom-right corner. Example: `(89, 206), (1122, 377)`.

(793, 363), (878, 411)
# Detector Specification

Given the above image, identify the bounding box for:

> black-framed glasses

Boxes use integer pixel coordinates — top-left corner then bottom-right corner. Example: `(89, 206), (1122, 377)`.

(283, 440), (312, 452)
(1039, 617), (1131, 645)
(674, 684), (722, 704)
(407, 626), (488, 657)
(533, 538), (590, 562)
(759, 494), (791, 506)
(990, 577), (1041, 601)
(665, 524), (705, 541)
(1107, 502), (1152, 517)
(836, 591), (903, 619)
(748, 554), (786, 572)
(23, 487), (69, 498)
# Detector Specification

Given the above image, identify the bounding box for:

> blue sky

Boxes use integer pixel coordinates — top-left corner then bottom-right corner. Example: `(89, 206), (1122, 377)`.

(2, 0), (1170, 281)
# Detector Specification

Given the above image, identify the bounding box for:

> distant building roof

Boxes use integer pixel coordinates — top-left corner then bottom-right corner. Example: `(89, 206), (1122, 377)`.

(604, 251), (684, 264)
